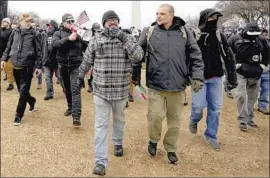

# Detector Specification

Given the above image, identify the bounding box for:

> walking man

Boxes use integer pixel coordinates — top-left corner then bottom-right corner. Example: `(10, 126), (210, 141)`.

(53, 13), (87, 126)
(132, 4), (204, 163)
(0, 17), (14, 91)
(1, 13), (42, 126)
(228, 23), (270, 130)
(189, 9), (238, 151)
(78, 10), (143, 175)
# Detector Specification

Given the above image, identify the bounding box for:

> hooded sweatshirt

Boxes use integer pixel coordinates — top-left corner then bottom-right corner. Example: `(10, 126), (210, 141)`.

(228, 23), (270, 78)
(198, 8), (224, 79)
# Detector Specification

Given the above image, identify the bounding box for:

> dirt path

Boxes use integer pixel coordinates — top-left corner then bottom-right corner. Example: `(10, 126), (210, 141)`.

(1, 71), (269, 177)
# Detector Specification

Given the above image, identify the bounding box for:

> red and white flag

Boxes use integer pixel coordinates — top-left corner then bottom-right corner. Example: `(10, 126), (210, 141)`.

(77, 10), (90, 26)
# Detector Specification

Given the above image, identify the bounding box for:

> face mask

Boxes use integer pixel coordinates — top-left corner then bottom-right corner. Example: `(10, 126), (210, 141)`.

(204, 20), (218, 32)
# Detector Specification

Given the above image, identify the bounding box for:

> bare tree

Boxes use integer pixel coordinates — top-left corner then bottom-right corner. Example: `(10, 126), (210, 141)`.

(185, 16), (199, 30)
(215, 0), (270, 29)
(7, 8), (20, 23)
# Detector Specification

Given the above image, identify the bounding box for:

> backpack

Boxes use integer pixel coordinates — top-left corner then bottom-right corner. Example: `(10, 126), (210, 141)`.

(144, 25), (187, 62)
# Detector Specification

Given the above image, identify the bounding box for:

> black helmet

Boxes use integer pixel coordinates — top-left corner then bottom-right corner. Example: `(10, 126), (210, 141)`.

(92, 22), (101, 30)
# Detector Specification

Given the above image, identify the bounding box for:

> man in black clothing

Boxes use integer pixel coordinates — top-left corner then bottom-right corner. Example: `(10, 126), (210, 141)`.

(42, 20), (62, 100)
(0, 17), (14, 91)
(1, 13), (42, 126)
(53, 13), (87, 126)
(189, 9), (237, 151)
(228, 23), (270, 131)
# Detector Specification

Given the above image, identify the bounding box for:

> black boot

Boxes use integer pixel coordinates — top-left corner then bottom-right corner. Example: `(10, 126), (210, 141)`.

(93, 164), (106, 176)
(148, 141), (157, 156)
(64, 109), (72, 116)
(114, 145), (123, 157)
(6, 84), (14, 91)
(167, 152), (178, 164)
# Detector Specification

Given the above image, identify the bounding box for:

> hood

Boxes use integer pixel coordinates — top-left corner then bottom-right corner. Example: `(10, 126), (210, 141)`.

(47, 20), (59, 31)
(242, 23), (261, 37)
(198, 8), (223, 30)
(151, 16), (186, 28)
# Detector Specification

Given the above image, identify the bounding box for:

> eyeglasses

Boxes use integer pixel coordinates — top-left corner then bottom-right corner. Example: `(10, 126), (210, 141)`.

(105, 18), (118, 23)
(66, 20), (74, 24)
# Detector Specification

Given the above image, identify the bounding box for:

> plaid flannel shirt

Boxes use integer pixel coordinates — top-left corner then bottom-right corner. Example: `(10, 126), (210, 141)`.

(79, 30), (143, 101)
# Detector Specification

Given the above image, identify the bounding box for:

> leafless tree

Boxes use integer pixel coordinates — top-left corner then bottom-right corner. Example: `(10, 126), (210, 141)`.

(215, 0), (269, 29)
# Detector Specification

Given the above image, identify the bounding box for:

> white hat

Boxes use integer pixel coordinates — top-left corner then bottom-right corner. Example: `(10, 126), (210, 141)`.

(2, 18), (11, 24)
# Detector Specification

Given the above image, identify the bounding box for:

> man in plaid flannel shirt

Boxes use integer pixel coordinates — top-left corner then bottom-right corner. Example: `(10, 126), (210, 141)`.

(78, 10), (143, 176)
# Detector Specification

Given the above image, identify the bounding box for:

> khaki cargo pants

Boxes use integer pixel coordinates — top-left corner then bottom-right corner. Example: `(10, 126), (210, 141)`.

(4, 59), (14, 84)
(147, 88), (184, 152)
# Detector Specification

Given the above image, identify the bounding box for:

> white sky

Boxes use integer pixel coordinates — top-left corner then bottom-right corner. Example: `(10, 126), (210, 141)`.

(8, 1), (217, 28)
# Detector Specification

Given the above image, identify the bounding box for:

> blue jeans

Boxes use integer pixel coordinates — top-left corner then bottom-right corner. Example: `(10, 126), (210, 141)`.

(258, 72), (269, 109)
(190, 77), (223, 140)
(93, 95), (127, 167)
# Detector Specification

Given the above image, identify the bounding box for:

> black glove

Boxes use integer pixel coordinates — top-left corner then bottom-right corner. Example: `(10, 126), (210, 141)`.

(77, 78), (85, 89)
(131, 80), (140, 86)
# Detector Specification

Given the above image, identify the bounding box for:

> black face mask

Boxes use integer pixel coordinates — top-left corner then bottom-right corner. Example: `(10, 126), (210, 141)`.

(244, 34), (259, 41)
(204, 20), (218, 32)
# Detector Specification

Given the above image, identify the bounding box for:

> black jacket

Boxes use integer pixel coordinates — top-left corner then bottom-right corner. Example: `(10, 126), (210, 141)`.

(42, 32), (58, 68)
(53, 28), (87, 67)
(228, 23), (270, 78)
(1, 27), (42, 69)
(198, 8), (237, 86)
(132, 17), (204, 92)
(0, 27), (12, 59)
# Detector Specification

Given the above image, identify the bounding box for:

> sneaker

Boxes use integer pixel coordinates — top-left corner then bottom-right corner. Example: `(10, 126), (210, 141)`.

(189, 121), (197, 134)
(247, 121), (258, 128)
(13, 116), (22, 126)
(167, 152), (178, 164)
(44, 95), (53, 100)
(125, 101), (129, 108)
(64, 109), (72, 116)
(29, 98), (36, 112)
(148, 141), (157, 156)
(93, 164), (106, 176)
(128, 93), (134, 102)
(6, 84), (14, 91)
(87, 85), (93, 93)
(226, 92), (234, 99)
(37, 84), (42, 89)
(73, 119), (81, 127)
(258, 107), (270, 115)
(114, 145), (123, 157)
(183, 100), (188, 106)
(239, 122), (248, 131)
(204, 136), (220, 151)
(56, 79), (60, 84)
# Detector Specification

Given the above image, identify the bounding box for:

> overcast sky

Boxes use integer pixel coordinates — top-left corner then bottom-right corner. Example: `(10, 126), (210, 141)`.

(8, 1), (217, 28)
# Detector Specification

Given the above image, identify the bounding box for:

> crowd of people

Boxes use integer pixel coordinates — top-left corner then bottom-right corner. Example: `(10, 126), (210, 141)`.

(0, 3), (269, 176)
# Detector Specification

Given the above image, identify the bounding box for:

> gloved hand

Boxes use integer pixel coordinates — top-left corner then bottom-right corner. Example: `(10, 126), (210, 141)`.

(77, 78), (85, 89)
(131, 80), (140, 86)
(191, 79), (204, 93)
(109, 27), (128, 42)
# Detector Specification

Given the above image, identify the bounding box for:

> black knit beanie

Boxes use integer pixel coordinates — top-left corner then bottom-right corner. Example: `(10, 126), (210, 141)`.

(102, 10), (120, 27)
